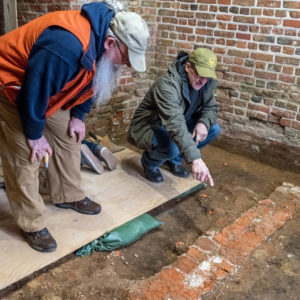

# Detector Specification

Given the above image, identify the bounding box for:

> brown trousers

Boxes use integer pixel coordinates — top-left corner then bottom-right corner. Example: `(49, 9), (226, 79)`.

(0, 92), (85, 232)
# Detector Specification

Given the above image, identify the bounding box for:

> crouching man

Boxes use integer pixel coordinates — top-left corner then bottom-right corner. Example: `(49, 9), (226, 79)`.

(128, 48), (220, 186)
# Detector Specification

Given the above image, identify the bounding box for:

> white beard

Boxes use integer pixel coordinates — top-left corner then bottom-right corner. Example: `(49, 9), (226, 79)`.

(93, 52), (122, 108)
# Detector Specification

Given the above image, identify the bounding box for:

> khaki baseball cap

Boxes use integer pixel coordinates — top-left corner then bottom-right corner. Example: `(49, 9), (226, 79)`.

(110, 11), (149, 72)
(189, 48), (217, 79)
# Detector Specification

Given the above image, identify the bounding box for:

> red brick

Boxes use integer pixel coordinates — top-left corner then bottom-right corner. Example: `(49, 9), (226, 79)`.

(210, 5), (219, 12)
(257, 17), (281, 25)
(292, 121), (300, 130)
(283, 47), (295, 55)
(233, 16), (255, 23)
(240, 230), (265, 246)
(231, 66), (253, 75)
(236, 32), (251, 40)
(257, 0), (281, 8)
(290, 11), (300, 19)
(254, 70), (277, 80)
(285, 29), (297, 36)
(217, 14), (232, 21)
(198, 0), (216, 3)
(215, 268), (228, 278)
(256, 113), (269, 121)
(278, 75), (295, 84)
(275, 10), (287, 18)
(177, 10), (195, 18)
(228, 23), (237, 30)
(234, 57), (244, 65)
(248, 43), (257, 50)
(158, 9), (175, 16)
(283, 1), (300, 9)
(282, 66), (294, 74)
(255, 61), (266, 69)
(194, 237), (219, 253)
(218, 0), (231, 4)
(172, 256), (199, 274)
(186, 246), (207, 262)
(176, 26), (193, 33)
(279, 118), (292, 127)
(283, 20), (300, 28)
(263, 9), (274, 16)
(196, 28), (213, 35)
(228, 49), (249, 58)
(233, 0), (255, 5)
(213, 259), (233, 273)
(251, 52), (273, 62)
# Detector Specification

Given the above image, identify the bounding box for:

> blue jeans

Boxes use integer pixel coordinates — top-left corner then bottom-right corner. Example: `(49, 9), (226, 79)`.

(142, 123), (221, 170)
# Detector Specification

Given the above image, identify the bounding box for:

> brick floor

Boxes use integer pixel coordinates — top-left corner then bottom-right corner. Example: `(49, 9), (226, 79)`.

(127, 183), (300, 300)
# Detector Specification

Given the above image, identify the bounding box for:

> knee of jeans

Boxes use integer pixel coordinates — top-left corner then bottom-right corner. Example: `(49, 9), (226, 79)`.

(166, 143), (180, 159)
(210, 123), (221, 139)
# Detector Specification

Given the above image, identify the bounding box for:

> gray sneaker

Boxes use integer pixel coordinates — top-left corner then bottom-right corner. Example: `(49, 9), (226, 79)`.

(96, 146), (118, 170)
(81, 144), (104, 174)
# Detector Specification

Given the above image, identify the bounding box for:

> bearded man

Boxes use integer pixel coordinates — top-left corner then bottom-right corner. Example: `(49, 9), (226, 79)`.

(0, 1), (149, 252)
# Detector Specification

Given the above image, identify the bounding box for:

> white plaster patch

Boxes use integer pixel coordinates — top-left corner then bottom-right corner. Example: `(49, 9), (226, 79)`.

(253, 217), (262, 223)
(199, 261), (211, 271)
(185, 273), (204, 288)
(212, 256), (222, 264)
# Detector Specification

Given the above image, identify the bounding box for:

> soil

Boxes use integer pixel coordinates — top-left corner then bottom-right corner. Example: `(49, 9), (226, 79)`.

(0, 144), (299, 300)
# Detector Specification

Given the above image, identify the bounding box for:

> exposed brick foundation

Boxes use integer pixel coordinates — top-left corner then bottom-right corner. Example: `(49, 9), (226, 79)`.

(127, 183), (300, 299)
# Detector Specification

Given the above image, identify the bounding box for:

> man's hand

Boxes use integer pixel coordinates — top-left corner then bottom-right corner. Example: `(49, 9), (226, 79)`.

(192, 122), (208, 144)
(27, 136), (52, 163)
(192, 158), (214, 187)
(69, 117), (85, 143)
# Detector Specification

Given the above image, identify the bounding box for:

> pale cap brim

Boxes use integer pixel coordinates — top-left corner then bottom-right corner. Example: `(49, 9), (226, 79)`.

(128, 49), (146, 73)
(195, 65), (217, 79)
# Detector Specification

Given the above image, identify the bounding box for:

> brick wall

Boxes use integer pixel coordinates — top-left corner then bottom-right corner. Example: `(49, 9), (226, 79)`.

(17, 0), (72, 26)
(153, 0), (300, 172)
(9, 0), (300, 171)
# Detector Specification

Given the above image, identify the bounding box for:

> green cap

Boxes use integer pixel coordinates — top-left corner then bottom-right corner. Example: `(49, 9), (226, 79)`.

(188, 48), (217, 79)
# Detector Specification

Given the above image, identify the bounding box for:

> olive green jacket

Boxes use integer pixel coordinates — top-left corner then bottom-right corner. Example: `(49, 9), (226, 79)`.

(128, 52), (218, 163)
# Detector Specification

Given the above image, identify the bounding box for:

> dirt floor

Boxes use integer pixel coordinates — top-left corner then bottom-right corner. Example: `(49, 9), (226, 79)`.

(0, 144), (299, 300)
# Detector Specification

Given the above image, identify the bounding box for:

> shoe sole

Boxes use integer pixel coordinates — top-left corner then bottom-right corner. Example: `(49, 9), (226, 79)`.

(169, 171), (190, 178)
(100, 147), (118, 170)
(144, 174), (164, 183)
(56, 203), (101, 215)
(27, 243), (57, 253)
(81, 144), (104, 174)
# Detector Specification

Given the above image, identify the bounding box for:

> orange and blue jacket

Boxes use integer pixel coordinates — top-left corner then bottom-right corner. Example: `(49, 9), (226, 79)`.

(0, 2), (114, 139)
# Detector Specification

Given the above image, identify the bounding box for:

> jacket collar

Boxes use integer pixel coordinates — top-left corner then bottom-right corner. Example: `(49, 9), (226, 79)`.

(175, 52), (191, 104)
(80, 30), (97, 71)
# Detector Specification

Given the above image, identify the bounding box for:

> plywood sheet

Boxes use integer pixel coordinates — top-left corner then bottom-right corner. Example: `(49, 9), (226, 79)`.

(0, 148), (203, 290)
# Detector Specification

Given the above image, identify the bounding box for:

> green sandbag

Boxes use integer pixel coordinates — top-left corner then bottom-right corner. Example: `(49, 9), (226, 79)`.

(76, 213), (162, 257)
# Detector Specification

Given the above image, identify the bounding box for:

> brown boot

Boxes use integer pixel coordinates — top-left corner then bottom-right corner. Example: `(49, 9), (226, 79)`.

(55, 197), (101, 215)
(20, 228), (57, 253)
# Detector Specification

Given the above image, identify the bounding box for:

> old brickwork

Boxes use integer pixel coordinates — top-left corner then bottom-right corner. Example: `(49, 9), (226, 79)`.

(153, 0), (300, 171)
(9, 1), (300, 171)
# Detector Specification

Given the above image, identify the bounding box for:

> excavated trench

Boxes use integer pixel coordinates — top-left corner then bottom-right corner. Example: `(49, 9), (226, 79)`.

(1, 144), (299, 299)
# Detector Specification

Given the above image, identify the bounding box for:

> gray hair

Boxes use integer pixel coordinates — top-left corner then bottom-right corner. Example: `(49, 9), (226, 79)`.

(103, 0), (126, 13)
